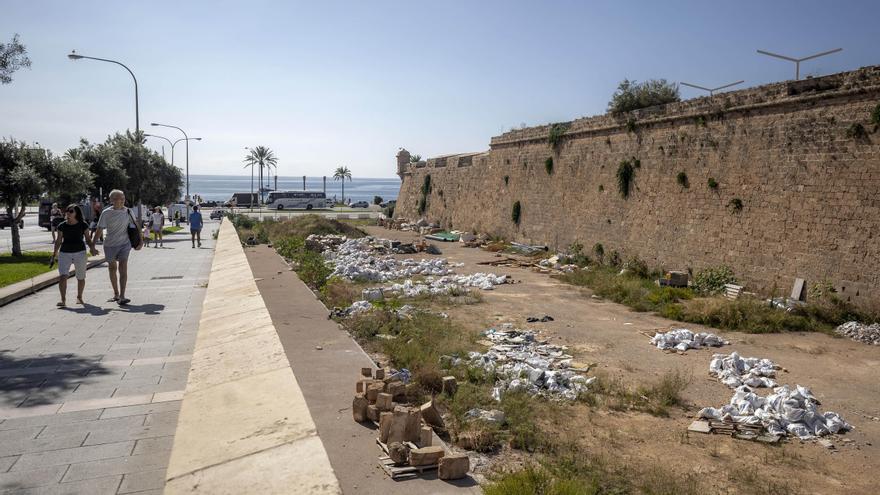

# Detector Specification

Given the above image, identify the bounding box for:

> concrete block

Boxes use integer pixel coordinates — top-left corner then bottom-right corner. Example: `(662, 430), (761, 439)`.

(360, 367), (372, 377)
(376, 393), (393, 412)
(387, 381), (406, 400)
(419, 426), (433, 447)
(374, 368), (385, 380)
(410, 445), (444, 466)
(352, 393), (369, 423)
(420, 400), (444, 428)
(438, 453), (470, 480)
(366, 404), (379, 423)
(366, 383), (384, 403)
(378, 412), (393, 443)
(386, 407), (408, 444)
(387, 442), (409, 465)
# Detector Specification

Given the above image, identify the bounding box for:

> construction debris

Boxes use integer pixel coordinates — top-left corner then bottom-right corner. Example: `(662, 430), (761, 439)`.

(382, 273), (509, 297)
(698, 384), (852, 439)
(462, 325), (596, 401)
(709, 352), (778, 388)
(438, 453), (470, 480)
(465, 408), (505, 424)
(526, 315), (555, 323)
(835, 321), (880, 345)
(651, 329), (728, 352)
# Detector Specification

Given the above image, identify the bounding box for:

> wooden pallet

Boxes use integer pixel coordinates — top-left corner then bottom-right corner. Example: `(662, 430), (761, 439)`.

(376, 439), (439, 479)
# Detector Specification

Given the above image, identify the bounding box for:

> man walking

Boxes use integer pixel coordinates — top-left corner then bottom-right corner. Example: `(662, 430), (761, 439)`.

(189, 205), (203, 248)
(95, 189), (139, 305)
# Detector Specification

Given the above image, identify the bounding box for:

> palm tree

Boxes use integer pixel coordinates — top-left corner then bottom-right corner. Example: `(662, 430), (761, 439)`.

(244, 146), (278, 204)
(333, 166), (352, 204)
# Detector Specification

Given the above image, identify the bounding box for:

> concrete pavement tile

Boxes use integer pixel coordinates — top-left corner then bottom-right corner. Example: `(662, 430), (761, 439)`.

(0, 426), (43, 443)
(131, 436), (173, 456)
(0, 410), (102, 431)
(118, 468), (165, 494)
(0, 465), (67, 490)
(0, 404), (63, 420)
(82, 422), (177, 446)
(0, 455), (18, 473)
(12, 441), (135, 471)
(150, 391), (183, 403)
(62, 453), (168, 482)
(38, 415), (146, 439)
(19, 474), (123, 494)
(98, 401), (180, 421)
(142, 411), (178, 428)
(57, 395), (153, 414)
(0, 432), (87, 457)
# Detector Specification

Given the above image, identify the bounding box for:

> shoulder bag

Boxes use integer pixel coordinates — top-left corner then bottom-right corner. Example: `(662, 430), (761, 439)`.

(127, 209), (143, 250)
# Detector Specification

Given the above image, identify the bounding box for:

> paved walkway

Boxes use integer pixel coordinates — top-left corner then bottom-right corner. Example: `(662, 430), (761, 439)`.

(0, 222), (217, 494)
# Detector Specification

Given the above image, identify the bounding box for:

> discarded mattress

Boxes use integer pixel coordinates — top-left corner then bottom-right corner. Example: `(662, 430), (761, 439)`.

(651, 329), (728, 351)
(698, 384), (852, 439)
(709, 352), (778, 389)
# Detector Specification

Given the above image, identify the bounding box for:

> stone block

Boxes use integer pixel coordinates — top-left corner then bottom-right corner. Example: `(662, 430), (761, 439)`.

(419, 426), (433, 447)
(410, 445), (445, 466)
(352, 393), (369, 423)
(366, 404), (379, 423)
(376, 392), (394, 412)
(387, 381), (406, 400)
(361, 367), (372, 377)
(438, 453), (470, 480)
(378, 412), (393, 443)
(374, 368), (385, 380)
(388, 442), (410, 465)
(442, 376), (458, 396)
(420, 400), (444, 428)
(366, 382), (384, 403)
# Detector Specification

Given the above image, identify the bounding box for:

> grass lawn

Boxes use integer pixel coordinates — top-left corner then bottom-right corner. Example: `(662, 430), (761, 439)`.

(0, 251), (54, 288)
(162, 226), (183, 234)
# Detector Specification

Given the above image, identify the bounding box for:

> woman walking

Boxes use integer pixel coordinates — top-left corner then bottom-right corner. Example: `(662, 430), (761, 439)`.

(50, 205), (99, 307)
(50, 203), (63, 242)
(150, 206), (165, 248)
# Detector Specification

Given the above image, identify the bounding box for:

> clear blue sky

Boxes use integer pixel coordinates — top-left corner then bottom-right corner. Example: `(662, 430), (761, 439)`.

(2, 0), (878, 177)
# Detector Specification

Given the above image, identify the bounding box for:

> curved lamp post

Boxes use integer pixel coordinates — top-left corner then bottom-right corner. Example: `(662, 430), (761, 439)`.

(150, 123), (194, 204)
(67, 51), (139, 134)
(144, 134), (201, 166)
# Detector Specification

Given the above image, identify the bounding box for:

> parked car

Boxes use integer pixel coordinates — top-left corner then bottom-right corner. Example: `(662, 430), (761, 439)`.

(0, 212), (24, 230)
(349, 201), (369, 208)
(209, 209), (224, 220)
(380, 200), (396, 208)
(325, 198), (335, 208)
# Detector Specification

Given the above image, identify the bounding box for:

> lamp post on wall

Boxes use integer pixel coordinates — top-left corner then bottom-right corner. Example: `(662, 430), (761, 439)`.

(67, 51), (139, 134)
(680, 80), (745, 96)
(757, 48), (843, 80)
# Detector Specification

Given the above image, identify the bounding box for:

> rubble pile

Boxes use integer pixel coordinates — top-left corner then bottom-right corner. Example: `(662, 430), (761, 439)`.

(384, 273), (509, 297)
(835, 321), (880, 345)
(651, 329), (728, 351)
(698, 384), (852, 439)
(537, 256), (579, 273)
(709, 352), (778, 388)
(463, 325), (595, 401)
(305, 233), (347, 251)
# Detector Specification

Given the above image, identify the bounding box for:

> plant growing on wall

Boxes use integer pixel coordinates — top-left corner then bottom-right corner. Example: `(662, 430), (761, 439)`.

(410, 154), (422, 163)
(872, 103), (880, 130)
(694, 115), (707, 127)
(625, 118), (637, 133)
(544, 157), (553, 175)
(845, 123), (868, 139)
(616, 158), (637, 198)
(728, 198), (743, 212)
(418, 196), (427, 215)
(598, 184), (604, 192)
(511, 201), (522, 225)
(707, 177), (719, 190)
(418, 174), (432, 215)
(593, 243), (604, 263)
(503, 175), (509, 185)
(608, 79), (680, 114)
(676, 171), (689, 188)
(548, 123), (569, 151)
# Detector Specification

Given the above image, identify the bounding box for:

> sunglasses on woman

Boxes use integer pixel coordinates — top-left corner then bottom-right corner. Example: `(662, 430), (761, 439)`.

(66, 209), (76, 213)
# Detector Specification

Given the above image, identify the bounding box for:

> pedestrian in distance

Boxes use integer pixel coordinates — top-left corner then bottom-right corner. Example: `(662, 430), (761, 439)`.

(189, 205), (203, 248)
(49, 205), (99, 307)
(50, 203), (64, 242)
(95, 189), (141, 305)
(150, 206), (165, 248)
(90, 197), (104, 244)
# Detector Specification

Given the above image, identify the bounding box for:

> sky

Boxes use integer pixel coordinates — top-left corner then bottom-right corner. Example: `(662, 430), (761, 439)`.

(2, 0), (878, 177)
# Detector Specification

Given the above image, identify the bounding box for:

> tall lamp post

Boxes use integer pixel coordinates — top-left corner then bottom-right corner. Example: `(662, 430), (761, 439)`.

(67, 51), (139, 134)
(150, 123), (194, 205)
(757, 48), (843, 80)
(680, 80), (745, 96)
(144, 134), (202, 166)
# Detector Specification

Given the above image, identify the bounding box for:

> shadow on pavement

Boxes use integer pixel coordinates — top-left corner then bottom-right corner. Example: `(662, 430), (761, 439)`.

(65, 303), (111, 316)
(118, 303), (165, 315)
(0, 350), (110, 407)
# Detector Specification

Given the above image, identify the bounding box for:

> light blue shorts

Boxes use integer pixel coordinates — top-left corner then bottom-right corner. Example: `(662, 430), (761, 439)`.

(103, 243), (132, 263)
(58, 251), (87, 280)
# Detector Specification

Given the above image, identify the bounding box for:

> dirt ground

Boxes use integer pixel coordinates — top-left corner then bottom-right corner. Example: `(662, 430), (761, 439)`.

(361, 225), (880, 494)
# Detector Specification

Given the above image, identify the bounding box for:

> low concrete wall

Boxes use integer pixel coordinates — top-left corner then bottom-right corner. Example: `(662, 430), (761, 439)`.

(164, 221), (340, 494)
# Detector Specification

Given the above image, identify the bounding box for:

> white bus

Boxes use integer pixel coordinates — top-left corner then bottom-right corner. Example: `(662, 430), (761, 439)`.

(267, 190), (326, 210)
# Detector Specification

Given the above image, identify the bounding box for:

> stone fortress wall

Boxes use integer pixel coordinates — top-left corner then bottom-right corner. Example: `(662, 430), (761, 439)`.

(394, 66), (880, 307)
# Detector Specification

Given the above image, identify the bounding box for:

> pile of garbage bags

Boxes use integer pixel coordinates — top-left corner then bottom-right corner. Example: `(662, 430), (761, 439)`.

(461, 325), (596, 401)
(383, 273), (509, 297)
(709, 352), (778, 388)
(651, 329), (728, 351)
(835, 321), (880, 345)
(325, 237), (457, 282)
(698, 384), (852, 439)
(305, 234), (347, 251)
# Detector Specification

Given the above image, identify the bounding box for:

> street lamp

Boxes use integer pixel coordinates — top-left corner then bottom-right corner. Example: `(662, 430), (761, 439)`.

(67, 51), (139, 134)
(244, 146), (254, 212)
(680, 80), (745, 96)
(144, 134), (202, 166)
(150, 123), (195, 205)
(757, 48), (843, 80)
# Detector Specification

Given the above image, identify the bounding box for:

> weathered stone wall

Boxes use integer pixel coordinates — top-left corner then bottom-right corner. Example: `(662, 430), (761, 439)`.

(395, 66), (880, 307)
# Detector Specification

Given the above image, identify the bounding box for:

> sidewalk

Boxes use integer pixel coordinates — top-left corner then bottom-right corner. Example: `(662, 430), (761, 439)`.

(0, 223), (217, 494)
(245, 245), (481, 495)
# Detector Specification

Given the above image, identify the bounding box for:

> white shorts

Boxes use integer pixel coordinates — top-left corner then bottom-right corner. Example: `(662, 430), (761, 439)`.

(58, 250), (88, 280)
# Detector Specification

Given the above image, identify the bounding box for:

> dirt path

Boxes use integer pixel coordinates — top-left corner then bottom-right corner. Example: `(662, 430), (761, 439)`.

(245, 244), (481, 495)
(362, 225), (880, 494)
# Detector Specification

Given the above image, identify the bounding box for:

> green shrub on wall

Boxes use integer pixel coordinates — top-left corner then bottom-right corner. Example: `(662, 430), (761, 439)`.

(676, 171), (689, 188)
(616, 158), (637, 198)
(503, 175), (509, 185)
(544, 157), (553, 175)
(512, 201), (522, 225)
(872, 103), (880, 129)
(421, 174), (432, 196)
(548, 123), (569, 151)
(707, 177), (719, 190)
(728, 198), (743, 212)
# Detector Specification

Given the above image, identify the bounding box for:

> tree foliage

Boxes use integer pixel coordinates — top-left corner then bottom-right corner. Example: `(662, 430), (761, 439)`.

(0, 34), (31, 84)
(243, 145), (278, 203)
(334, 165), (352, 203)
(608, 79), (680, 114)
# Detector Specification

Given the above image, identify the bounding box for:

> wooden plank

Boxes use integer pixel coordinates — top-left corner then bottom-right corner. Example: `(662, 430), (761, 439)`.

(790, 278), (805, 301)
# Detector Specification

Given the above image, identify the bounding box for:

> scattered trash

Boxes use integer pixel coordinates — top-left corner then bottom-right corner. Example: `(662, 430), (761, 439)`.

(362, 288), (384, 301)
(381, 273), (509, 298)
(835, 321), (880, 345)
(526, 315), (555, 323)
(334, 300), (372, 318)
(698, 384), (852, 439)
(651, 329), (728, 352)
(658, 271), (689, 288)
(709, 352), (778, 388)
(425, 231), (460, 242)
(464, 408), (505, 424)
(457, 325), (595, 401)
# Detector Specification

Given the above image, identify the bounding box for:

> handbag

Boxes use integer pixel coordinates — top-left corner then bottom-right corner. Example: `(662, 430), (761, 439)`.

(127, 210), (143, 250)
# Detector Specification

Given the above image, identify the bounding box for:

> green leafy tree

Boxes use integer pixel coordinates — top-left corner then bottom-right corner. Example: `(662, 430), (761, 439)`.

(66, 138), (127, 199)
(0, 34), (31, 84)
(333, 166), (352, 204)
(410, 154), (422, 163)
(608, 79), (680, 114)
(244, 146), (278, 204)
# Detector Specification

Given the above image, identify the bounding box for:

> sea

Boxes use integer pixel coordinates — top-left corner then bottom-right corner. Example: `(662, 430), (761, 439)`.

(187, 175), (401, 203)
